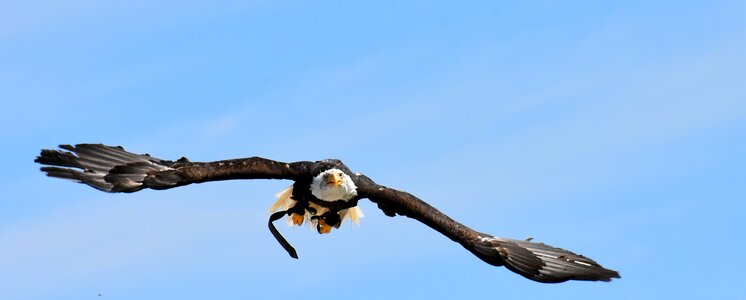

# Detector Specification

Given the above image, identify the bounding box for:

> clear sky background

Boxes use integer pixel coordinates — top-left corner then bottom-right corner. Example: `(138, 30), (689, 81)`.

(2, 1), (745, 299)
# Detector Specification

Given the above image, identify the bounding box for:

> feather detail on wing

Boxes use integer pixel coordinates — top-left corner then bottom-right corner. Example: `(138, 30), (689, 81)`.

(35, 144), (172, 192)
(474, 236), (621, 283)
(37, 144), (308, 193)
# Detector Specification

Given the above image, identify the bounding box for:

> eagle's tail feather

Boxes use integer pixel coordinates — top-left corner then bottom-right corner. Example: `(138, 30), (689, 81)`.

(270, 185), (295, 212)
(340, 206), (364, 225)
(35, 144), (173, 193)
(471, 236), (620, 283)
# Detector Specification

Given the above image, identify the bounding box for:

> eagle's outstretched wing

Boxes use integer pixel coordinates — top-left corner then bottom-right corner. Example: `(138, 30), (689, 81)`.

(35, 144), (312, 192)
(354, 175), (621, 283)
(35, 144), (327, 259)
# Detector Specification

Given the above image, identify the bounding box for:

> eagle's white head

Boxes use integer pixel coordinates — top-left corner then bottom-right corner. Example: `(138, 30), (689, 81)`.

(310, 168), (357, 201)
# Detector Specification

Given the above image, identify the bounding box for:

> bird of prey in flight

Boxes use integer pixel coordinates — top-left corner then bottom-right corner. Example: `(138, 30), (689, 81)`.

(35, 144), (620, 283)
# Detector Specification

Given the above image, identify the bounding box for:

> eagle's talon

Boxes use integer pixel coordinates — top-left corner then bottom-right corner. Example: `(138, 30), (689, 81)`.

(318, 219), (333, 234)
(291, 213), (304, 225)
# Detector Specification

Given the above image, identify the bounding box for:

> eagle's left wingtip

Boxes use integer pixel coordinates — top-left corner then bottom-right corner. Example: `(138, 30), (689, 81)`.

(474, 236), (621, 283)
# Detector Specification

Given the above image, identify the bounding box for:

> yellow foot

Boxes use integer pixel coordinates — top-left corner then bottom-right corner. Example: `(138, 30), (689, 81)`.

(291, 213), (304, 225)
(318, 219), (333, 234)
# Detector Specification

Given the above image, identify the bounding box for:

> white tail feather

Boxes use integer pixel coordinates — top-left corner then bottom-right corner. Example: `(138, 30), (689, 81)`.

(349, 206), (364, 224)
(340, 206), (364, 225)
(269, 185), (294, 212)
(269, 185), (298, 226)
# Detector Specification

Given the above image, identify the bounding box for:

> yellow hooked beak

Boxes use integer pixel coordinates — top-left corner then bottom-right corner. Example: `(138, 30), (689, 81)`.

(326, 172), (343, 187)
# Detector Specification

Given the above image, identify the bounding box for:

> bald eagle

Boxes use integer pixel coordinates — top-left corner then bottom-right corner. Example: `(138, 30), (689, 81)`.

(35, 144), (620, 283)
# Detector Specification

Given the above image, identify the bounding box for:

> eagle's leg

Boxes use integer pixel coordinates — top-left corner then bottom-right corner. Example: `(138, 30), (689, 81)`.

(270, 185), (307, 226)
(316, 211), (341, 234)
(288, 201), (309, 226)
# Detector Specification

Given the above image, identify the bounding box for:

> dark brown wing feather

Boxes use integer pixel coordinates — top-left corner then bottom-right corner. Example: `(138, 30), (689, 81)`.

(480, 237), (620, 282)
(35, 144), (310, 192)
(353, 174), (620, 283)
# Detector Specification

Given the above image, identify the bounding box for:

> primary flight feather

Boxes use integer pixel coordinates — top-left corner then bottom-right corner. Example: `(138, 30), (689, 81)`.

(35, 144), (620, 283)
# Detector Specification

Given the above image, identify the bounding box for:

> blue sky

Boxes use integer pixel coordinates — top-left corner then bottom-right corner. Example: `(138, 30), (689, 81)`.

(2, 1), (745, 299)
